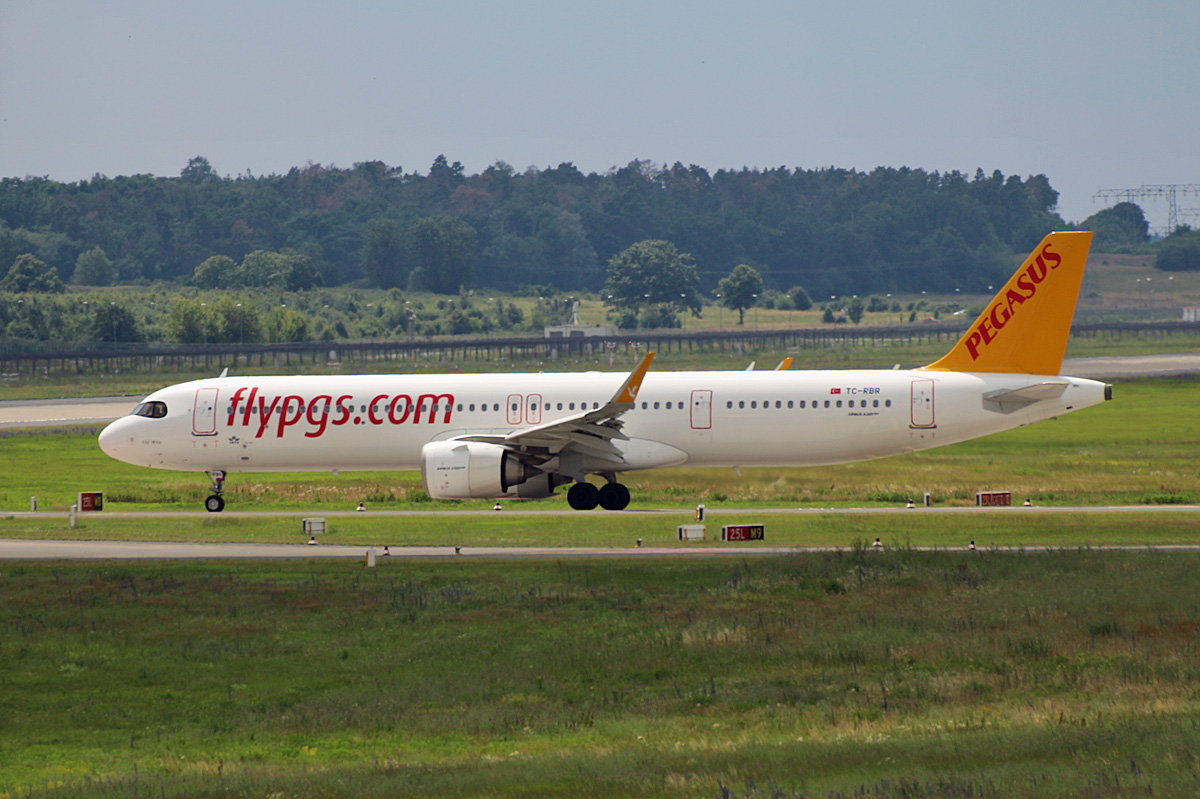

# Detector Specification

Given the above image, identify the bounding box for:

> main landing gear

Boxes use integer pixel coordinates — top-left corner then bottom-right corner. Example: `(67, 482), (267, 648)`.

(205, 470), (226, 513)
(566, 479), (630, 511)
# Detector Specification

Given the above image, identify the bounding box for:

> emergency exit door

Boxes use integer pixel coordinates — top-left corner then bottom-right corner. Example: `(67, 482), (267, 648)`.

(192, 387), (219, 435)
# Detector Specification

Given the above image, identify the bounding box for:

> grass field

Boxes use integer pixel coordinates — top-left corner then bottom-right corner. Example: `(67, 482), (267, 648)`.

(4, 552), (1200, 798)
(2, 362), (1199, 796)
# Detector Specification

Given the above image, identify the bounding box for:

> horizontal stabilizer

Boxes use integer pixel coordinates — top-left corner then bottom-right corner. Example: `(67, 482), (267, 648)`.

(983, 382), (1068, 413)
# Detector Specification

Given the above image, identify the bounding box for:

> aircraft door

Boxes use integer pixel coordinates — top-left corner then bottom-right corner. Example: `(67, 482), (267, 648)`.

(910, 379), (935, 428)
(527, 394), (542, 425)
(506, 394), (523, 426)
(690, 389), (712, 430)
(192, 387), (219, 436)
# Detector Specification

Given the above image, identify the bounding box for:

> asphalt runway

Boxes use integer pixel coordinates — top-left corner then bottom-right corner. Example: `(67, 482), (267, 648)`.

(2, 536), (1195, 561)
(0, 395), (140, 428)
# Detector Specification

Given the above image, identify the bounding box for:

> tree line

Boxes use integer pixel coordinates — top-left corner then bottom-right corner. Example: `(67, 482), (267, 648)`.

(2, 157), (1108, 298)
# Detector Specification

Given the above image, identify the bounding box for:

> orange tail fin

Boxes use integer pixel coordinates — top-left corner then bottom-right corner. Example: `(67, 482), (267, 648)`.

(924, 231), (1093, 375)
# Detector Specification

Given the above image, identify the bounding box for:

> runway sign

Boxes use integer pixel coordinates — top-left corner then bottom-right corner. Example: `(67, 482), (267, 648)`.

(722, 524), (764, 542)
(78, 492), (103, 512)
(976, 491), (1012, 507)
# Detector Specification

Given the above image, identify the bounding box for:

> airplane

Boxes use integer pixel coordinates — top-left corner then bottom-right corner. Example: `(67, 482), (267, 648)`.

(99, 231), (1109, 512)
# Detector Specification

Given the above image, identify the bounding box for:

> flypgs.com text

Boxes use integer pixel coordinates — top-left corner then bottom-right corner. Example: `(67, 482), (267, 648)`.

(225, 387), (455, 438)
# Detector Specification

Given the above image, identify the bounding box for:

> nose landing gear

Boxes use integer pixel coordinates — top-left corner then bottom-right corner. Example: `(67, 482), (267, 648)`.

(205, 470), (226, 512)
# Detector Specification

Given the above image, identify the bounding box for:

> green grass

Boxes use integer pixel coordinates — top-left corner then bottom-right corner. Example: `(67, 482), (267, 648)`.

(4, 372), (1200, 797)
(4, 552), (1200, 797)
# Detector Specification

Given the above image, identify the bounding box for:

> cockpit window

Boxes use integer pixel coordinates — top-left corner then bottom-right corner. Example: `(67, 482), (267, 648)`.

(133, 401), (168, 419)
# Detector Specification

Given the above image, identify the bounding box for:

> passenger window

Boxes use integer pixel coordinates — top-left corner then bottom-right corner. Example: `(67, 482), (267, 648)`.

(800, 400), (806, 408)
(873, 400), (879, 408)
(836, 400), (842, 408)
(824, 400), (830, 408)
(751, 401), (757, 409)
(653, 401), (660, 410)
(727, 401), (733, 408)
(885, 400), (892, 407)
(666, 402), (672, 410)
(787, 400), (794, 409)
(739, 400), (745, 409)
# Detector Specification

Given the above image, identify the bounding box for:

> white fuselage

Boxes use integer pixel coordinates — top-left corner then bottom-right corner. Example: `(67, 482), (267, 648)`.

(98, 368), (1109, 475)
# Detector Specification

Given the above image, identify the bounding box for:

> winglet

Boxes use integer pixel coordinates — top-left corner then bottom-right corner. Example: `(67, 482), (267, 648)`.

(612, 352), (655, 405)
(924, 231), (1093, 375)
(775, 357), (793, 371)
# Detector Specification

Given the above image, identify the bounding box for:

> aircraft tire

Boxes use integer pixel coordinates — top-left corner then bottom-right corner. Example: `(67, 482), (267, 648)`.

(598, 482), (630, 511)
(567, 482), (600, 511)
(205, 495), (225, 513)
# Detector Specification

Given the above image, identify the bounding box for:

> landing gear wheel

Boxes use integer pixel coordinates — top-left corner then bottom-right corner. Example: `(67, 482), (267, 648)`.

(598, 482), (631, 511)
(567, 482), (600, 510)
(205, 470), (227, 513)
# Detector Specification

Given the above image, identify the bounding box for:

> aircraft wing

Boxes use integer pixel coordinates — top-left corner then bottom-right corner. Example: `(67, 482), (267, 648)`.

(455, 352), (656, 464)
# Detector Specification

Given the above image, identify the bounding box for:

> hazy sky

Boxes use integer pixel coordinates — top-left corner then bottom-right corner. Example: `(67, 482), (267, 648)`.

(3, 0), (1197, 228)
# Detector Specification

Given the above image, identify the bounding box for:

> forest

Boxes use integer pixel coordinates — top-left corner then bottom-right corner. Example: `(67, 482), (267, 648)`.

(2, 156), (1150, 298)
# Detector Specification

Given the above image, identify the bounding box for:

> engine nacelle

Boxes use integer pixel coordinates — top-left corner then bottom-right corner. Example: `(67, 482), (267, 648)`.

(421, 440), (550, 499)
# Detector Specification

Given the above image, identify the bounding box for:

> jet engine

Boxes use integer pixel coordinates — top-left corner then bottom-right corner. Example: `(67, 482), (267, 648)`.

(421, 440), (553, 499)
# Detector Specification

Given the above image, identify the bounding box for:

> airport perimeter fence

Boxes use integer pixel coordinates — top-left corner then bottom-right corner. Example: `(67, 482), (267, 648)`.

(1, 320), (1198, 378)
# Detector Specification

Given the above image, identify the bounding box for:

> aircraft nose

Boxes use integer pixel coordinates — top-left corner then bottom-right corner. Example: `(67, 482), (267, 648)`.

(98, 418), (133, 461)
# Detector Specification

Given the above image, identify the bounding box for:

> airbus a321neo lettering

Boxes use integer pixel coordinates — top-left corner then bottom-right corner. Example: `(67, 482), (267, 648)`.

(100, 231), (1110, 512)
